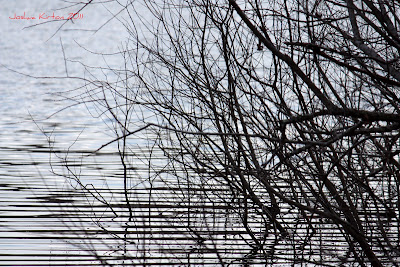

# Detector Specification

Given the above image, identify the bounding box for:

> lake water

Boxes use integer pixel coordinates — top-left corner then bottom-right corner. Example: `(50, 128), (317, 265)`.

(0, 1), (139, 266)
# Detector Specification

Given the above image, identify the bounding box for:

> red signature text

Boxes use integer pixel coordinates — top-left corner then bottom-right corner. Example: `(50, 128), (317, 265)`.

(9, 12), (83, 20)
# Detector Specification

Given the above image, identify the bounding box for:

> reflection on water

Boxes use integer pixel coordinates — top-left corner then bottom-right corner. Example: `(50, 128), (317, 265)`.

(0, 0), (135, 265)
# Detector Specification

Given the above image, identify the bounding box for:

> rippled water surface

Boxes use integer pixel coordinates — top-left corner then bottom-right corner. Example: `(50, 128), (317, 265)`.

(1, 1), (137, 265)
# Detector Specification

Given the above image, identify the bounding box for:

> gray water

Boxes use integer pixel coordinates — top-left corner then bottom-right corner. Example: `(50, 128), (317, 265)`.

(0, 1), (138, 265)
